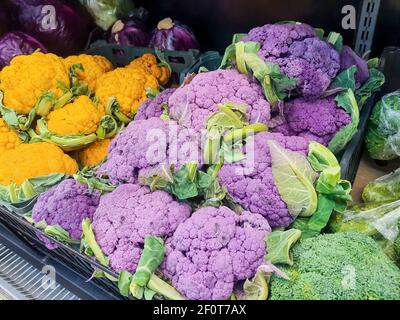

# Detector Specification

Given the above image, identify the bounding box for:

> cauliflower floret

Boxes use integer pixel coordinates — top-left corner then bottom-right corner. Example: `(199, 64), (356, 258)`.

(163, 206), (271, 300)
(243, 23), (340, 98)
(272, 97), (351, 145)
(135, 88), (176, 120)
(0, 118), (21, 152)
(92, 184), (191, 273)
(127, 53), (171, 86)
(71, 138), (112, 167)
(218, 132), (309, 228)
(63, 54), (113, 91)
(32, 179), (100, 249)
(167, 69), (271, 132)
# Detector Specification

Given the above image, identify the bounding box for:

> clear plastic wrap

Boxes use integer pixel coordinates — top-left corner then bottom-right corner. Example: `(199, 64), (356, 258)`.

(362, 168), (400, 203)
(342, 201), (400, 242)
(366, 91), (400, 160)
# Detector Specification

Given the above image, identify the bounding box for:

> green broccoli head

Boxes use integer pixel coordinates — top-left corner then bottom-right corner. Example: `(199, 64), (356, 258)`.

(269, 232), (400, 300)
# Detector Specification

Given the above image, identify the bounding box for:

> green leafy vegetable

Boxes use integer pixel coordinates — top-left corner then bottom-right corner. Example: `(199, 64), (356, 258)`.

(82, 218), (109, 265)
(79, 0), (135, 30)
(355, 68), (385, 108)
(328, 89), (360, 154)
(204, 103), (267, 165)
(243, 271), (269, 300)
(117, 271), (132, 297)
(365, 91), (400, 161)
(220, 39), (297, 106)
(239, 51), (296, 106)
(329, 66), (357, 92)
(266, 229), (301, 265)
(220, 33), (251, 69)
(314, 28), (325, 39)
(74, 165), (116, 193)
(326, 31), (343, 52)
(268, 140), (318, 218)
(293, 143), (352, 239)
(81, 218), (117, 282)
(30, 117), (117, 149)
(0, 173), (66, 206)
(243, 263), (288, 300)
(34, 221), (80, 245)
(116, 236), (184, 300)
(367, 57), (380, 69)
(132, 236), (165, 287)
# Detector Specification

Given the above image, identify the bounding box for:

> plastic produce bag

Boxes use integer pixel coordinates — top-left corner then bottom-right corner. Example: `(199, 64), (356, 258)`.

(80, 0), (135, 30)
(330, 199), (400, 264)
(342, 201), (400, 242)
(330, 167), (400, 264)
(365, 91), (400, 160)
(362, 168), (400, 203)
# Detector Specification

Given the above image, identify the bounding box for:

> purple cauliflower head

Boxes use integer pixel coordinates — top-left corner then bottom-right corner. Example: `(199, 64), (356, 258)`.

(32, 179), (100, 249)
(167, 69), (271, 132)
(163, 206), (271, 300)
(243, 23), (340, 98)
(135, 88), (176, 121)
(92, 183), (191, 273)
(272, 96), (351, 145)
(340, 45), (369, 87)
(99, 117), (202, 185)
(218, 132), (309, 228)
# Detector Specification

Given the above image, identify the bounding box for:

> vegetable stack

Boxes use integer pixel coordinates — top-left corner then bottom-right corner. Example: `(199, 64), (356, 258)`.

(2, 19), (398, 302)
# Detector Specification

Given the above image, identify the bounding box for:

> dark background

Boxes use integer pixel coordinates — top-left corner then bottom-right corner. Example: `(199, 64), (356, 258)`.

(137, 0), (400, 55)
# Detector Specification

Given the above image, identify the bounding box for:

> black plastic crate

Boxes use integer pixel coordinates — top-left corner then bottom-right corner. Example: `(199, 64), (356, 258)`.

(0, 207), (121, 297)
(86, 40), (201, 84)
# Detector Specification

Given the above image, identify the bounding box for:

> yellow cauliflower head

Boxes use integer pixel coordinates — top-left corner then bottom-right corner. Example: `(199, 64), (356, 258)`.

(128, 53), (171, 86)
(72, 138), (111, 167)
(46, 96), (104, 136)
(0, 52), (70, 115)
(0, 118), (21, 152)
(96, 67), (159, 118)
(0, 142), (78, 185)
(63, 54), (113, 91)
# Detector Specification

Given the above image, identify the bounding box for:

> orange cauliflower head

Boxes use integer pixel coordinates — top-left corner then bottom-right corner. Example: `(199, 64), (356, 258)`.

(95, 67), (159, 118)
(63, 54), (113, 91)
(128, 53), (171, 86)
(72, 138), (111, 167)
(0, 52), (70, 115)
(0, 142), (78, 185)
(46, 96), (104, 136)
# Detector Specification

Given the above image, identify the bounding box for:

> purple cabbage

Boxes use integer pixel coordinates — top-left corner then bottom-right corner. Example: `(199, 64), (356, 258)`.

(9, 0), (92, 56)
(149, 18), (199, 51)
(109, 18), (150, 46)
(0, 31), (48, 69)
